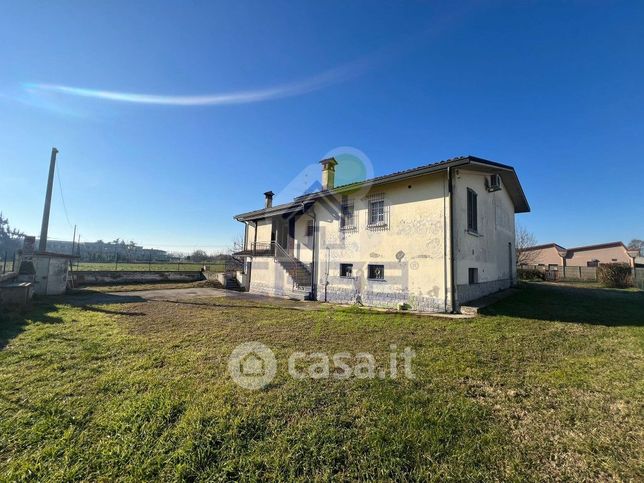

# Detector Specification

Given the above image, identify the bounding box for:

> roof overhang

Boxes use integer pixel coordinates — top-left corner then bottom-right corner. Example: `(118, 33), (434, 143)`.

(233, 155), (531, 221)
(234, 200), (315, 222)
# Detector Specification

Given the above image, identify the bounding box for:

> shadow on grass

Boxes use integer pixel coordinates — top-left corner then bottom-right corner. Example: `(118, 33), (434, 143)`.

(0, 304), (65, 350)
(0, 292), (147, 350)
(481, 282), (644, 327)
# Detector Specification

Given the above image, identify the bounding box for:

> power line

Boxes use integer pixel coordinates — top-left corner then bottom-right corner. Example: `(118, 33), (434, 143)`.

(55, 161), (74, 229)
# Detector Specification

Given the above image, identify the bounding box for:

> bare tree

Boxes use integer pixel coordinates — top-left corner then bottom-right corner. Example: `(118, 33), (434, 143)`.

(627, 239), (644, 256)
(516, 224), (538, 266)
(230, 233), (245, 254)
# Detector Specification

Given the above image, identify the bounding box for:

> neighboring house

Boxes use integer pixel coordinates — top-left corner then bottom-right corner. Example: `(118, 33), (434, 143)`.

(520, 241), (639, 268)
(233, 155), (530, 313)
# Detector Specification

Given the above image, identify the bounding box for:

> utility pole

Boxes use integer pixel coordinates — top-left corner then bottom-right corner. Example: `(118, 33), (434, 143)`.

(70, 225), (77, 256)
(39, 147), (59, 252)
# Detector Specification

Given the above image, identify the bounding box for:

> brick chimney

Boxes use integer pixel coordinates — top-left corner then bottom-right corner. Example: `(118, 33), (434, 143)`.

(320, 157), (338, 190)
(264, 191), (274, 208)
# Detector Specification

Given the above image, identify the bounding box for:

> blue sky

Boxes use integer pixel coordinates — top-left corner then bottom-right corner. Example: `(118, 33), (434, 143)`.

(1, 1), (643, 253)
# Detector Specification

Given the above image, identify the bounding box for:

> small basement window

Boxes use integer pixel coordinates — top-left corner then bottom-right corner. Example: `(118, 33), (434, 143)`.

(368, 264), (385, 280)
(340, 263), (353, 278)
(468, 267), (478, 285)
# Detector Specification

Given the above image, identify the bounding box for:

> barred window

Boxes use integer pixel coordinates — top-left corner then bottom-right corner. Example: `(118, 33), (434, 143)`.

(340, 196), (355, 230)
(340, 263), (353, 277)
(368, 264), (384, 280)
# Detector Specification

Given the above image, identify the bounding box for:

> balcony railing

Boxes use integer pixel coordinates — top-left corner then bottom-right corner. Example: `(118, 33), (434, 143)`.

(233, 242), (275, 257)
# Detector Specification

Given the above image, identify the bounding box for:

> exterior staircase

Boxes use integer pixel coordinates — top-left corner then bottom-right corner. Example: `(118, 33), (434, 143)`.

(273, 242), (312, 293)
(224, 275), (243, 291)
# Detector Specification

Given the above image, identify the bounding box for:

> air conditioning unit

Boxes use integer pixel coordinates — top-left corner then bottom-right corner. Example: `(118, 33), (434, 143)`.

(486, 174), (501, 192)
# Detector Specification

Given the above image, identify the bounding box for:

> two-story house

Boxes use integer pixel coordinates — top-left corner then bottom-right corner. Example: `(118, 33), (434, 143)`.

(233, 155), (530, 313)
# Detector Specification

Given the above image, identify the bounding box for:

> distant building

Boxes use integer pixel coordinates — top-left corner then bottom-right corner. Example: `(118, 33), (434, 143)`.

(520, 241), (639, 268)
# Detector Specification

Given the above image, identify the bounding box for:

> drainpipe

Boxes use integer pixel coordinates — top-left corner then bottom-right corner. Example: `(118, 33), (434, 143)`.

(301, 203), (317, 300)
(448, 166), (457, 313)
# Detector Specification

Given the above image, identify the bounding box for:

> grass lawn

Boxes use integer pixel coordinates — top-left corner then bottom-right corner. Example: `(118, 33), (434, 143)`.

(0, 283), (642, 480)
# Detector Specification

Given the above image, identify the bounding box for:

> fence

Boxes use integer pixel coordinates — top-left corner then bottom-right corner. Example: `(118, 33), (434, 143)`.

(2, 256), (245, 274)
(72, 260), (238, 272)
(520, 265), (644, 286)
(0, 256), (16, 274)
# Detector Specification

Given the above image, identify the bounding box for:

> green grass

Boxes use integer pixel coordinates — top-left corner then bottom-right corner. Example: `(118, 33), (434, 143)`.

(0, 283), (642, 480)
(74, 261), (226, 272)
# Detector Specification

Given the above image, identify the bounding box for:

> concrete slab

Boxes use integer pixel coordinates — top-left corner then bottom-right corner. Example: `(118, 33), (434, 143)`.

(459, 288), (519, 315)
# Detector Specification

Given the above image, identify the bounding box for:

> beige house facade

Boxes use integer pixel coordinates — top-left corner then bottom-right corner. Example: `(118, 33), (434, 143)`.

(520, 242), (638, 268)
(234, 155), (530, 313)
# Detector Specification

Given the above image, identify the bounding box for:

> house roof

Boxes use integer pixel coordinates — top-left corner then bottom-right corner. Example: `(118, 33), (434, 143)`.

(234, 155), (530, 221)
(234, 200), (315, 222)
(519, 243), (567, 252)
(521, 241), (639, 259)
(565, 241), (627, 253)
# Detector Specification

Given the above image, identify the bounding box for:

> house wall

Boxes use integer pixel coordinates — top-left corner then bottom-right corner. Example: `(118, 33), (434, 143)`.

(247, 256), (308, 299)
(247, 218), (310, 299)
(522, 246), (564, 266)
(453, 169), (516, 304)
(313, 172), (452, 312)
(293, 214), (314, 264)
(566, 245), (634, 267)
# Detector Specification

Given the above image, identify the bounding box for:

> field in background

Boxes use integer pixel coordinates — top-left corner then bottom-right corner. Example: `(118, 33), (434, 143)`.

(0, 282), (642, 480)
(73, 261), (227, 272)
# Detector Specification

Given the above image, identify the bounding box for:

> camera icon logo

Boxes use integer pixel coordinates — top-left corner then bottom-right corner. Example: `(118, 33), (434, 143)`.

(228, 342), (277, 390)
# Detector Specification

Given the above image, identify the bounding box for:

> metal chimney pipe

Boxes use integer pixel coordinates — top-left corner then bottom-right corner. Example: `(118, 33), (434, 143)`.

(39, 147), (58, 252)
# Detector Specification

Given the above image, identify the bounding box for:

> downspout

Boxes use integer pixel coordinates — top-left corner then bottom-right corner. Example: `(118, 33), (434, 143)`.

(249, 220), (258, 287)
(448, 166), (457, 313)
(301, 203), (317, 301)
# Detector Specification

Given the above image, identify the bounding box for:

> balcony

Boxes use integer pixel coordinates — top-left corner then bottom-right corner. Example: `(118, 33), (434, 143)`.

(232, 242), (275, 257)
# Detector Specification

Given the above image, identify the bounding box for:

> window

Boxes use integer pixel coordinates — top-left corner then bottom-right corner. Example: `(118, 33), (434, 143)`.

(340, 263), (353, 277)
(587, 260), (599, 267)
(467, 189), (478, 232)
(368, 200), (385, 226)
(468, 268), (478, 285)
(368, 264), (385, 280)
(340, 196), (355, 230)
(548, 264), (558, 271)
(305, 220), (314, 238)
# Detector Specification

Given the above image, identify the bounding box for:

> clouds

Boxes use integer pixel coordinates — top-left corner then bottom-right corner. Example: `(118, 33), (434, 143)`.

(22, 56), (374, 107)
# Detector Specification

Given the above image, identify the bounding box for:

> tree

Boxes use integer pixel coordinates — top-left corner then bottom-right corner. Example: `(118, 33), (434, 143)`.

(230, 233), (245, 254)
(190, 249), (208, 262)
(0, 213), (25, 260)
(627, 239), (644, 256)
(515, 224), (538, 266)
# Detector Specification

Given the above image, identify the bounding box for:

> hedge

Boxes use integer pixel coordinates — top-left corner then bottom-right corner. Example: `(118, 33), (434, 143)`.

(597, 263), (633, 288)
(517, 268), (545, 281)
